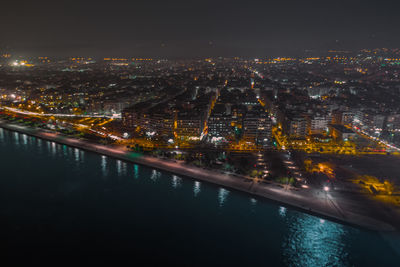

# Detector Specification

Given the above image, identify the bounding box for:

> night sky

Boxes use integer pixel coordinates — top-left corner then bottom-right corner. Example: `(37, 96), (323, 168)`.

(1, 0), (399, 57)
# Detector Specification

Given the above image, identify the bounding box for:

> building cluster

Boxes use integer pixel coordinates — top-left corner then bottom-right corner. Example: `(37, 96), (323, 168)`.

(121, 61), (273, 147)
(256, 49), (400, 148)
(1, 49), (400, 149)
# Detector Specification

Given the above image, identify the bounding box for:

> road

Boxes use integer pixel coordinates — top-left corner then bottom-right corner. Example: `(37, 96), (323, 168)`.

(1, 106), (118, 118)
(350, 124), (400, 152)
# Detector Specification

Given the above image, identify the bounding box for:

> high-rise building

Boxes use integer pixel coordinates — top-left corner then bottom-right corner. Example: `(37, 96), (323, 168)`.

(243, 107), (272, 144)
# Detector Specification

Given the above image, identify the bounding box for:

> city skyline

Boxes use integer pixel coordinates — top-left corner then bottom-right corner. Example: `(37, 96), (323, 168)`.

(1, 1), (400, 265)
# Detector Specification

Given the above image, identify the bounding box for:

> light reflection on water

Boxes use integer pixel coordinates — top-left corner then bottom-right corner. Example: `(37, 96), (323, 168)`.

(46, 141), (51, 153)
(116, 160), (128, 176)
(172, 175), (182, 188)
(74, 148), (80, 163)
(62, 145), (68, 157)
(193, 181), (201, 197)
(121, 161), (127, 176)
(116, 160), (122, 176)
(80, 150), (85, 163)
(218, 188), (229, 207)
(51, 142), (57, 156)
(0, 128), (3, 142)
(279, 206), (287, 217)
(101, 156), (108, 177)
(22, 134), (28, 145)
(250, 197), (257, 212)
(37, 138), (42, 152)
(14, 132), (20, 146)
(282, 213), (349, 267)
(150, 169), (161, 181)
(133, 164), (139, 179)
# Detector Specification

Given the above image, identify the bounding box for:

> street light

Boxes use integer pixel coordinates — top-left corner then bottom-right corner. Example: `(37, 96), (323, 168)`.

(323, 186), (330, 208)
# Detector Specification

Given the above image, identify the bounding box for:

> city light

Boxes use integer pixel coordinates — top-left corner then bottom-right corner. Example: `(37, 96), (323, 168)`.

(1, 1), (400, 265)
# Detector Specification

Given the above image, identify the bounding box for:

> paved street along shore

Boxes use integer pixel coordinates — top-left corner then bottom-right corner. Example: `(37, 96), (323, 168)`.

(1, 120), (398, 232)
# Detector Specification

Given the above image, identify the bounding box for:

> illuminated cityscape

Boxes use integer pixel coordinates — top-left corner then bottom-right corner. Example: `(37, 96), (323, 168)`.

(1, 0), (400, 266)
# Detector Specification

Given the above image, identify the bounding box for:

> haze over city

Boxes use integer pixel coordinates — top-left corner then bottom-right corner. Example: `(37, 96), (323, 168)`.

(2, 0), (400, 57)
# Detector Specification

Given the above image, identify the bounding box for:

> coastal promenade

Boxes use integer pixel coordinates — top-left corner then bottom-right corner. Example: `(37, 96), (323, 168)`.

(0, 120), (398, 232)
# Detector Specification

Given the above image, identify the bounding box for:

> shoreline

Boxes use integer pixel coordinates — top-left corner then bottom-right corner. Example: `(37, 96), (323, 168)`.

(0, 120), (398, 232)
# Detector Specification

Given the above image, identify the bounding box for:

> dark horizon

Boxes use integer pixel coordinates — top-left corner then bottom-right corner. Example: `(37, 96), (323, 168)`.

(1, 0), (400, 57)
